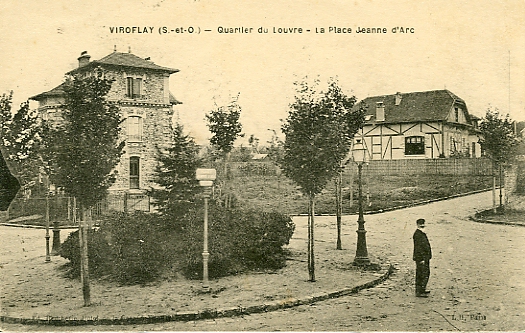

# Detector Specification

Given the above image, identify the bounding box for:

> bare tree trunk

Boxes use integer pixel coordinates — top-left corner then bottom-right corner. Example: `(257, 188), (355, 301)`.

(492, 162), (497, 213)
(308, 194), (316, 282)
(79, 202), (91, 307)
(335, 168), (342, 250)
(499, 164), (504, 211)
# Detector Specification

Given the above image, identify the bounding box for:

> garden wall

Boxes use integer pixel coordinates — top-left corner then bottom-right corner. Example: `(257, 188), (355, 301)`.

(230, 158), (494, 177)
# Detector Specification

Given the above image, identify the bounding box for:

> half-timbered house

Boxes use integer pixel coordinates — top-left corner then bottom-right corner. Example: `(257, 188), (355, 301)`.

(354, 90), (482, 160)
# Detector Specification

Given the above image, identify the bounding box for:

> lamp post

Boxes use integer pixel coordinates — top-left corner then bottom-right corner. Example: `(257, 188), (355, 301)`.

(352, 140), (370, 266)
(196, 168), (216, 289)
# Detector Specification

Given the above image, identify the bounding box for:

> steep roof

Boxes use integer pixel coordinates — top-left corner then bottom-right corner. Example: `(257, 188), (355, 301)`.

(67, 52), (179, 74)
(357, 89), (467, 123)
(29, 83), (66, 101)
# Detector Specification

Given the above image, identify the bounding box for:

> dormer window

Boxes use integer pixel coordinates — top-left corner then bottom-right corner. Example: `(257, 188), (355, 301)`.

(454, 107), (460, 122)
(127, 77), (142, 98)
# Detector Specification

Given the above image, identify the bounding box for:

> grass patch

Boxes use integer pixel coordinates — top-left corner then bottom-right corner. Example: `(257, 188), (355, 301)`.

(229, 173), (495, 215)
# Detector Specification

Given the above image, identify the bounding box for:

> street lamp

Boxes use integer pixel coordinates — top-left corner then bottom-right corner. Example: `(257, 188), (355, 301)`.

(352, 139), (370, 266)
(196, 168), (216, 289)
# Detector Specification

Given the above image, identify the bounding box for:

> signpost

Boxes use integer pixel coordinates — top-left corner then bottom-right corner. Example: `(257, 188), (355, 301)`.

(196, 168), (216, 289)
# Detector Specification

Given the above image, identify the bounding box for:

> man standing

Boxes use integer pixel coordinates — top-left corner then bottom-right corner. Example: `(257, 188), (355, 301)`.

(413, 218), (432, 297)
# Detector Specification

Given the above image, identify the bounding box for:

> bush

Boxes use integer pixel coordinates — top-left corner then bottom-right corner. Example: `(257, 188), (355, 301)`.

(180, 202), (295, 279)
(59, 206), (294, 284)
(104, 212), (173, 285)
(59, 228), (114, 277)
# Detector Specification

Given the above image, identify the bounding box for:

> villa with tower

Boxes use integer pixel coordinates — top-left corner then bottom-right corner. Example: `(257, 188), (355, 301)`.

(30, 48), (181, 210)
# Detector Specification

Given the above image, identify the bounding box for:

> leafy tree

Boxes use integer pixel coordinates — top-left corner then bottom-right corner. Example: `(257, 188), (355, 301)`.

(42, 69), (124, 209)
(279, 78), (365, 281)
(479, 108), (520, 210)
(41, 69), (124, 306)
(205, 96), (244, 207)
(322, 80), (365, 250)
(149, 123), (202, 223)
(0, 92), (42, 192)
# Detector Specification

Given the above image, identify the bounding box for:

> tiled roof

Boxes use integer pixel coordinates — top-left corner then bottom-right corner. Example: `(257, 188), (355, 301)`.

(29, 83), (66, 101)
(68, 52), (179, 74)
(357, 89), (467, 123)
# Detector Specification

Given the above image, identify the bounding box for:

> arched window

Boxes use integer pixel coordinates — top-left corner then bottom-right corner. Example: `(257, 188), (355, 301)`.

(129, 156), (140, 189)
(405, 136), (425, 155)
(127, 116), (143, 141)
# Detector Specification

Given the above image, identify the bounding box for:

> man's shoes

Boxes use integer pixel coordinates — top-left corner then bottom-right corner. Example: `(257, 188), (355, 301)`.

(416, 293), (429, 298)
(423, 290), (430, 294)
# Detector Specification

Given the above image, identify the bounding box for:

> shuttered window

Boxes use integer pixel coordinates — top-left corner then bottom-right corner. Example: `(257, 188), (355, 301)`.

(126, 77), (142, 98)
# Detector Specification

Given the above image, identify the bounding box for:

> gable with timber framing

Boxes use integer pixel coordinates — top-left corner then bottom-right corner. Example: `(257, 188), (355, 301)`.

(354, 90), (482, 160)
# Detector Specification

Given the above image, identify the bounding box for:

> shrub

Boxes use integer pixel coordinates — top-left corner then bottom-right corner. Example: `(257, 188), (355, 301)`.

(104, 212), (173, 285)
(59, 228), (114, 277)
(180, 202), (295, 279)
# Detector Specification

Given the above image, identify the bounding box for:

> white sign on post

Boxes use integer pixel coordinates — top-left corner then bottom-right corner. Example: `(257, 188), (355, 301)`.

(196, 168), (217, 182)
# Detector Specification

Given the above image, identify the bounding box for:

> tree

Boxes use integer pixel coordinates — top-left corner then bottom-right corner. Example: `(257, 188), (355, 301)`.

(42, 70), (124, 208)
(42, 69), (124, 306)
(205, 96), (244, 164)
(149, 123), (202, 223)
(479, 108), (520, 211)
(0, 92), (42, 193)
(322, 80), (365, 250)
(279, 78), (365, 281)
(205, 96), (244, 206)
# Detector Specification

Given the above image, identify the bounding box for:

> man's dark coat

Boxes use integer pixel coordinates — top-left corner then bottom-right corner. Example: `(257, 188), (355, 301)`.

(413, 228), (432, 262)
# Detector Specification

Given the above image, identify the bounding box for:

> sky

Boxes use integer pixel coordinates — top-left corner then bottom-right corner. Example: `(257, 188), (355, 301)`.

(1, 0), (524, 145)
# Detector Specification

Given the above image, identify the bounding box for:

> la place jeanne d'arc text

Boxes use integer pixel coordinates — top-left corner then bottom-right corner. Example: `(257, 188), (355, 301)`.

(214, 26), (415, 34)
(109, 26), (415, 35)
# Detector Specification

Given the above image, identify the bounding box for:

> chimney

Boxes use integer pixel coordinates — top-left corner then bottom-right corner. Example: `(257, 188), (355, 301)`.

(77, 51), (91, 67)
(376, 101), (385, 122)
(395, 92), (402, 106)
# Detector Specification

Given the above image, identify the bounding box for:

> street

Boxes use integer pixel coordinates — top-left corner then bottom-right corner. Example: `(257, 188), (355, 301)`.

(2, 190), (524, 331)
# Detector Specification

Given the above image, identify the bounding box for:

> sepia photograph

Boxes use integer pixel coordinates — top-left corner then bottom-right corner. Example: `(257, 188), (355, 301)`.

(1, 0), (524, 331)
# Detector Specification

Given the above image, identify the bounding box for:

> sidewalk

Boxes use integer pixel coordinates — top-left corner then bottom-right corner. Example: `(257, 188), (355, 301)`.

(0, 218), (393, 326)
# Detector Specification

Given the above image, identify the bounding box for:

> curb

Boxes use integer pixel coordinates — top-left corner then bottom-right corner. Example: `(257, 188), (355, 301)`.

(0, 223), (78, 229)
(0, 264), (395, 326)
(295, 187), (496, 217)
(468, 215), (525, 227)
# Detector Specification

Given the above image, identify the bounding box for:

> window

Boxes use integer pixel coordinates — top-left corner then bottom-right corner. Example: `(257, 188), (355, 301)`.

(129, 157), (140, 189)
(127, 116), (143, 141)
(126, 77), (142, 98)
(405, 136), (425, 155)
(454, 107), (460, 122)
